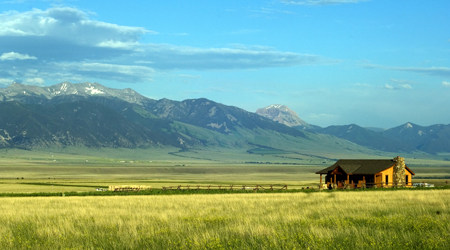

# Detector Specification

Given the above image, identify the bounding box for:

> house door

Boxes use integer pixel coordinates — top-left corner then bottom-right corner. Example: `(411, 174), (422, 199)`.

(375, 175), (382, 186)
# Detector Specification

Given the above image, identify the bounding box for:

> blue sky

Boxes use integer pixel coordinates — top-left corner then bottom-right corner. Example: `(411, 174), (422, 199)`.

(0, 0), (449, 128)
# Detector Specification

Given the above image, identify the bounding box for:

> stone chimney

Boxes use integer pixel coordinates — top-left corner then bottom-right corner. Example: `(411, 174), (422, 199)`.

(393, 156), (406, 187)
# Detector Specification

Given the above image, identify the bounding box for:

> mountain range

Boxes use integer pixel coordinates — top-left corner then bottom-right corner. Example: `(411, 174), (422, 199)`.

(0, 82), (355, 155)
(255, 104), (319, 130)
(313, 122), (450, 155)
(0, 82), (448, 155)
(256, 104), (450, 154)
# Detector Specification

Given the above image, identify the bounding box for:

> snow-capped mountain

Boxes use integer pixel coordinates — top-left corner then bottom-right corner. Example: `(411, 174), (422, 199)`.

(0, 82), (449, 154)
(0, 82), (154, 106)
(255, 104), (315, 129)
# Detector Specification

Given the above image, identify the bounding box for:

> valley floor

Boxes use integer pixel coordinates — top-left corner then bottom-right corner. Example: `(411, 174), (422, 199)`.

(1, 149), (449, 249)
(0, 148), (449, 193)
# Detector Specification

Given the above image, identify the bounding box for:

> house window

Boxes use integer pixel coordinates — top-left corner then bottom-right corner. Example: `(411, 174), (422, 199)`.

(385, 175), (389, 185)
(406, 175), (409, 185)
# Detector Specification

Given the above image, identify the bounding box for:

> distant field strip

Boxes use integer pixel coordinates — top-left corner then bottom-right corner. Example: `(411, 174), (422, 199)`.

(161, 184), (288, 191)
(0, 190), (449, 249)
(19, 182), (108, 188)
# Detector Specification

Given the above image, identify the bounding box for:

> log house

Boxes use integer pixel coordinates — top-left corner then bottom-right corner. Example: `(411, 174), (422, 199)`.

(316, 156), (415, 189)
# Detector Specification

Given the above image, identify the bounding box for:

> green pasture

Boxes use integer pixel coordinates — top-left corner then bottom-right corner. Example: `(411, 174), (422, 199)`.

(1, 147), (450, 249)
(0, 148), (449, 194)
(0, 163), (321, 193)
(1, 190), (449, 249)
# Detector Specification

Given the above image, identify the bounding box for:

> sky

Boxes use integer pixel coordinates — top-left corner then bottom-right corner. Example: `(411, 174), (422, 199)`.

(0, 0), (449, 128)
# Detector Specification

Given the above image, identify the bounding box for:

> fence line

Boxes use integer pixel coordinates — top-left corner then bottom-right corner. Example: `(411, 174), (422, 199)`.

(108, 181), (449, 192)
(107, 184), (288, 192)
(161, 184), (288, 191)
(109, 185), (152, 192)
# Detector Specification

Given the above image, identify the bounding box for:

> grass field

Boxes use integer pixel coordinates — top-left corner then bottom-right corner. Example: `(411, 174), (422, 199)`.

(1, 190), (449, 249)
(1, 163), (448, 193)
(0, 147), (449, 193)
(1, 148), (450, 249)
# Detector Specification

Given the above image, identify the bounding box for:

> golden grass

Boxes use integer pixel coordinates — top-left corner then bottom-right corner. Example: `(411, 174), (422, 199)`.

(1, 190), (449, 249)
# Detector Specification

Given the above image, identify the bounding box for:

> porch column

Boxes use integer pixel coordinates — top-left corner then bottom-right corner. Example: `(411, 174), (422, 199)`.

(320, 174), (322, 186)
(334, 174), (336, 184)
(347, 174), (349, 184)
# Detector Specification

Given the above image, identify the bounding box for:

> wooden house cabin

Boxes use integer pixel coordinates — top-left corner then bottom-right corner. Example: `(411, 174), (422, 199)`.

(316, 156), (415, 189)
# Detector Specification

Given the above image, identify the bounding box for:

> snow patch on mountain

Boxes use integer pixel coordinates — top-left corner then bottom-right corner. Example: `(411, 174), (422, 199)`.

(256, 104), (312, 129)
(85, 86), (104, 95)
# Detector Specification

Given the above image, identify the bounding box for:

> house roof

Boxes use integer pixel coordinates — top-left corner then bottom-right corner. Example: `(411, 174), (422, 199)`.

(316, 159), (415, 175)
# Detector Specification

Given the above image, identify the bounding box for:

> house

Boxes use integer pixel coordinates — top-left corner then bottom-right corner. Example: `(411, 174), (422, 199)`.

(316, 156), (415, 189)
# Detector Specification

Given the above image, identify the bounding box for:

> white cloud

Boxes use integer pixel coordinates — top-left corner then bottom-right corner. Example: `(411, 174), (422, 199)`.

(23, 77), (45, 86)
(77, 63), (154, 75)
(399, 84), (412, 89)
(394, 67), (450, 77)
(0, 7), (332, 84)
(0, 78), (14, 86)
(0, 7), (151, 45)
(365, 64), (450, 78)
(384, 84), (395, 90)
(132, 43), (333, 70)
(388, 79), (415, 90)
(135, 60), (154, 64)
(443, 81), (450, 87)
(355, 83), (371, 87)
(280, 0), (369, 5)
(97, 41), (140, 49)
(390, 78), (419, 85)
(0, 52), (37, 61)
(56, 62), (155, 82)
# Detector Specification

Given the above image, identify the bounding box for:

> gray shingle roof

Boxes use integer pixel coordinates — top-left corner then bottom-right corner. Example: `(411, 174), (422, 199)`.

(316, 159), (415, 175)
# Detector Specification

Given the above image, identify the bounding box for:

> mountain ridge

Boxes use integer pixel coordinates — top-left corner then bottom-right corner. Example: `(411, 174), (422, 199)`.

(1, 82), (155, 107)
(255, 104), (316, 130)
(0, 82), (325, 152)
(256, 104), (450, 154)
(1, 82), (449, 155)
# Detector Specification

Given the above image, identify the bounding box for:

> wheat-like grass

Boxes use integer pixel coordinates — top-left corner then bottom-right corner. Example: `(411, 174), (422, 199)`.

(0, 190), (449, 249)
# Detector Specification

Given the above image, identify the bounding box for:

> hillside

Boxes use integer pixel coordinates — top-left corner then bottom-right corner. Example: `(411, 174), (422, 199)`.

(1, 81), (449, 157)
(315, 124), (415, 153)
(0, 101), (170, 149)
(0, 82), (384, 158)
(256, 104), (450, 155)
(383, 123), (450, 154)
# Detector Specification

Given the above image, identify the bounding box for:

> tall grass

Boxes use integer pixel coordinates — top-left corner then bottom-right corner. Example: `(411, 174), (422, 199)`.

(1, 190), (449, 249)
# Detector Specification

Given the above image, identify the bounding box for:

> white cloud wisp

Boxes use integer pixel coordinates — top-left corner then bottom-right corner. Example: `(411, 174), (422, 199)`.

(0, 52), (37, 61)
(0, 7), (329, 83)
